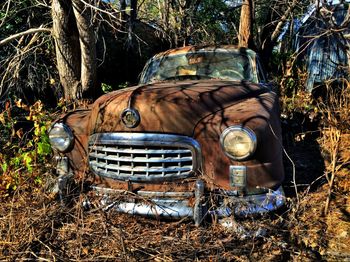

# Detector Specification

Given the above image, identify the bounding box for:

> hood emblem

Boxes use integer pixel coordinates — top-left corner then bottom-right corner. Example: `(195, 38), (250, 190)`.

(121, 108), (140, 128)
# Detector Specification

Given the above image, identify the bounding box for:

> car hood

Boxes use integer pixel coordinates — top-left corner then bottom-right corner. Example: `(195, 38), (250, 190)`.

(88, 80), (269, 136)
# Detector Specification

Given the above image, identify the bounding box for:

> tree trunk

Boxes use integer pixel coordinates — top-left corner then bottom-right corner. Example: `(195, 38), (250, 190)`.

(126, 0), (138, 49)
(72, 0), (97, 99)
(239, 0), (254, 48)
(52, 0), (98, 101)
(52, 0), (81, 100)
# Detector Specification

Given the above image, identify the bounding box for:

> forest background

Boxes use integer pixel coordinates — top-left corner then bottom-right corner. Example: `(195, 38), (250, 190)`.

(0, 0), (349, 260)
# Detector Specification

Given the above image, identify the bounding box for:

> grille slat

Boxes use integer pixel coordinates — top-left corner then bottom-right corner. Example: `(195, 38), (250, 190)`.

(90, 160), (192, 173)
(91, 145), (190, 155)
(89, 152), (192, 163)
(88, 133), (200, 182)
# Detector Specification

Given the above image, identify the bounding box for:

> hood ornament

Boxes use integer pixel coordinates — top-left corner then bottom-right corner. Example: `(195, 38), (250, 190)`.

(121, 108), (140, 128)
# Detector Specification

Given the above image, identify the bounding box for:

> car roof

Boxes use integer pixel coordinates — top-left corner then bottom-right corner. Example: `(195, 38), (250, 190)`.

(152, 45), (257, 59)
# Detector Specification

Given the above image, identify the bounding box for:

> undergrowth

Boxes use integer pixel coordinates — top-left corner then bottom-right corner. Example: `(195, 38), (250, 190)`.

(0, 81), (349, 260)
(0, 99), (53, 197)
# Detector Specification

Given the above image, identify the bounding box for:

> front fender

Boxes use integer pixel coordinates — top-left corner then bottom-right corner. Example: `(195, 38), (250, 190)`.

(193, 91), (284, 192)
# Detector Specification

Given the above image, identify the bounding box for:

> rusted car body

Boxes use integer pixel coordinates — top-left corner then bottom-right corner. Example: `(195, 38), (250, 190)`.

(49, 46), (285, 225)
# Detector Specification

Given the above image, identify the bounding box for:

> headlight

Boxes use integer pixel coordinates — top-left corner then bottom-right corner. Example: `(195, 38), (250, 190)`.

(220, 126), (257, 160)
(48, 123), (74, 153)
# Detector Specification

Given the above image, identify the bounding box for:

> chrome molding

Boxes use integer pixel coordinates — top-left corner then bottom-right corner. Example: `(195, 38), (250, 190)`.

(48, 123), (75, 153)
(194, 180), (205, 226)
(90, 185), (285, 222)
(120, 108), (141, 128)
(91, 186), (195, 218)
(220, 125), (257, 161)
(209, 186), (285, 217)
(91, 186), (194, 198)
(88, 133), (202, 182)
(103, 199), (194, 218)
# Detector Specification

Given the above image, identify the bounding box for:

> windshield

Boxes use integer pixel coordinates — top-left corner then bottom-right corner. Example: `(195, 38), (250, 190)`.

(139, 50), (257, 85)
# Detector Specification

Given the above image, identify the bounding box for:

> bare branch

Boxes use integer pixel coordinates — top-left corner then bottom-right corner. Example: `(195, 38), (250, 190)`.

(79, 0), (121, 21)
(0, 27), (52, 47)
(269, 0), (298, 46)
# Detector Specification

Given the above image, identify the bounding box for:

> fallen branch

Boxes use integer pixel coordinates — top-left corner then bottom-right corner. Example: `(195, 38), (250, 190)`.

(0, 27), (52, 47)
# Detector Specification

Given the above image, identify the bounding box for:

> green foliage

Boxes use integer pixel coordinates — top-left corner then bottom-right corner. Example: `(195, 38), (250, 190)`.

(118, 82), (130, 89)
(102, 82), (130, 93)
(138, 0), (240, 46)
(193, 0), (240, 44)
(0, 100), (53, 196)
(102, 83), (113, 93)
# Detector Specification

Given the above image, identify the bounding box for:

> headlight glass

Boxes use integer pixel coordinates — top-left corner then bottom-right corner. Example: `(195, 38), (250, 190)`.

(220, 126), (257, 160)
(48, 123), (74, 152)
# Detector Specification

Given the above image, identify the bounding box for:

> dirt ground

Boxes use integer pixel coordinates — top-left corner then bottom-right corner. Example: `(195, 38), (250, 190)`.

(0, 130), (349, 261)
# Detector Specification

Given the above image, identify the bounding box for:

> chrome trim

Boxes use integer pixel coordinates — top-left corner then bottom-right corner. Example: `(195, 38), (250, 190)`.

(120, 108), (141, 128)
(220, 125), (257, 161)
(55, 156), (69, 176)
(103, 199), (193, 218)
(210, 186), (285, 217)
(92, 186), (194, 198)
(48, 123), (74, 153)
(194, 180), (205, 226)
(92, 186), (194, 218)
(90, 185), (285, 222)
(88, 133), (202, 182)
(55, 156), (74, 202)
(229, 165), (246, 188)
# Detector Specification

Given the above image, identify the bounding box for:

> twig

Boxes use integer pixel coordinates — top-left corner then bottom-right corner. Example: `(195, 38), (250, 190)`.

(118, 226), (128, 261)
(0, 0), (11, 28)
(269, 123), (299, 204)
(79, 0), (121, 20)
(323, 128), (341, 215)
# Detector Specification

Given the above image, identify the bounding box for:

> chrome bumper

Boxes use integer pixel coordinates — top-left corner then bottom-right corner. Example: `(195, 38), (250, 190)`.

(90, 183), (285, 225)
(56, 156), (285, 225)
(209, 186), (285, 217)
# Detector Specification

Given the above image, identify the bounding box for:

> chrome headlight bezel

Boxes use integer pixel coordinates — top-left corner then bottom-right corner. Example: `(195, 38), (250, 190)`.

(220, 125), (257, 161)
(48, 123), (74, 153)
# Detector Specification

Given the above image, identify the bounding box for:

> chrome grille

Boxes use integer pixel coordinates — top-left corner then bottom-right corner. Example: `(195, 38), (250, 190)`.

(88, 133), (201, 182)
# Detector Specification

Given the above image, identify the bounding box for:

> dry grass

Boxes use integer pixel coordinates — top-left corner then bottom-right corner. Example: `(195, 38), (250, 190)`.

(1, 84), (349, 261)
(1, 132), (349, 261)
(0, 163), (349, 262)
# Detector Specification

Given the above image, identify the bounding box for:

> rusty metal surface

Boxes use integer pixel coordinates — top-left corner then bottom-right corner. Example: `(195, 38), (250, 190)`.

(88, 80), (268, 136)
(86, 176), (198, 193)
(194, 91), (284, 191)
(56, 46), (284, 196)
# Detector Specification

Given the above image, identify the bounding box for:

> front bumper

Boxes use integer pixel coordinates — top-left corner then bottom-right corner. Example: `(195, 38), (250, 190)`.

(56, 156), (285, 225)
(89, 181), (285, 226)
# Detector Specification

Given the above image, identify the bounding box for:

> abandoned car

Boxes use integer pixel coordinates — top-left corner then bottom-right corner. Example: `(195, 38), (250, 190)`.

(49, 46), (285, 225)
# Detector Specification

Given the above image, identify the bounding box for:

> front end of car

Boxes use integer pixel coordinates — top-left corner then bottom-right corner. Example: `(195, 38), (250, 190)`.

(49, 46), (285, 225)
(49, 82), (285, 226)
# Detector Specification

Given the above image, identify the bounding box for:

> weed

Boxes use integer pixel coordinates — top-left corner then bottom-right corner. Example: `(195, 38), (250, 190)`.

(0, 99), (53, 197)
